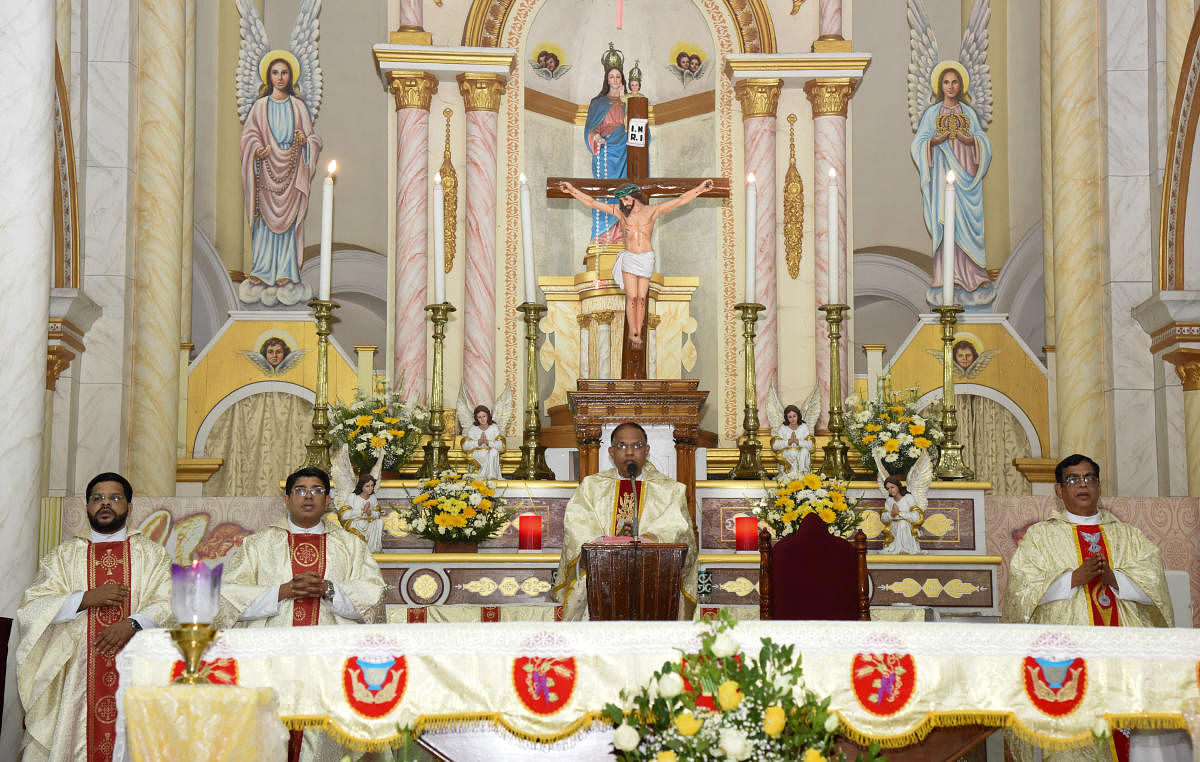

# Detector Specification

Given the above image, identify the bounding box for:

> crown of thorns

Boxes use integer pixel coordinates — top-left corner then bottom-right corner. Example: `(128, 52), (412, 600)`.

(613, 183), (641, 199)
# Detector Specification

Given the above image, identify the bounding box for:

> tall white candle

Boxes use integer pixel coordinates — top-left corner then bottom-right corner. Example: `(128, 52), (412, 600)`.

(745, 172), (757, 303)
(319, 160), (336, 301)
(942, 171), (956, 306)
(827, 167), (838, 305)
(433, 172), (446, 304)
(519, 173), (536, 303)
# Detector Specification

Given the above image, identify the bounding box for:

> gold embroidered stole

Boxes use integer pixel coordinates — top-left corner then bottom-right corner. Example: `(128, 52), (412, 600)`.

(289, 533), (327, 627)
(610, 478), (644, 535)
(87, 540), (131, 761)
(1073, 524), (1120, 627)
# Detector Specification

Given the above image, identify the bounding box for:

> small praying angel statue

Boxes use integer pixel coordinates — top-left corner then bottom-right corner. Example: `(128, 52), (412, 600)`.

(873, 449), (932, 555)
(455, 385), (515, 480)
(332, 443), (385, 553)
(766, 385), (820, 481)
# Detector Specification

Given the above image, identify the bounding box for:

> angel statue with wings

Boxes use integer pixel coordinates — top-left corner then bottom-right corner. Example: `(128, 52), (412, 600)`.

(236, 0), (324, 307)
(908, 0), (995, 309)
(767, 386), (821, 481)
(874, 450), (932, 555)
(332, 443), (385, 552)
(456, 387), (515, 481)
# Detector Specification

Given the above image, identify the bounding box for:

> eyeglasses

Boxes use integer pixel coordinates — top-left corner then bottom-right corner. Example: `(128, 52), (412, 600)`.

(88, 494), (126, 503)
(290, 486), (328, 497)
(1061, 474), (1099, 487)
(612, 441), (647, 451)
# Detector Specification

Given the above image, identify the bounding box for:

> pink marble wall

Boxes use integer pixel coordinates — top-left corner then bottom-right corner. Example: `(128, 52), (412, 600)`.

(744, 116), (777, 423)
(986, 495), (1200, 627)
(462, 110), (499, 409)
(813, 115), (848, 428)
(394, 107), (430, 399)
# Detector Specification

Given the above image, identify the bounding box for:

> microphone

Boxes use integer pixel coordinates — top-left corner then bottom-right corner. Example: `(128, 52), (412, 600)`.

(626, 462), (639, 540)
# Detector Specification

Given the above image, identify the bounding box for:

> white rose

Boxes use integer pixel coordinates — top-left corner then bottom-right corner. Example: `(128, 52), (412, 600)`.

(791, 680), (807, 705)
(824, 713), (840, 733)
(612, 723), (640, 751)
(711, 632), (738, 658)
(658, 671), (685, 699)
(718, 728), (751, 761)
(1092, 718), (1110, 739)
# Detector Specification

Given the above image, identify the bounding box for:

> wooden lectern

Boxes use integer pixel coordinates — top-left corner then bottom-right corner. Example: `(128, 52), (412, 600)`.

(581, 542), (688, 620)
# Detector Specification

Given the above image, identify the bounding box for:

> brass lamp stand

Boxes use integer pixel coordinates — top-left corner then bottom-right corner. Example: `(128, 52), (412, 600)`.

(417, 302), (455, 478)
(728, 302), (767, 479)
(932, 304), (973, 479)
(171, 624), (218, 684)
(818, 303), (855, 480)
(511, 303), (554, 479)
(303, 299), (338, 472)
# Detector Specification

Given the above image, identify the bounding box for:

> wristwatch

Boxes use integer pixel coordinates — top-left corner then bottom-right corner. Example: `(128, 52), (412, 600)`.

(128, 618), (143, 632)
(322, 580), (335, 602)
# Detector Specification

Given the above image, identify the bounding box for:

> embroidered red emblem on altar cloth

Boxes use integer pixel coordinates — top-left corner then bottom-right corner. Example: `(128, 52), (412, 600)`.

(342, 655), (407, 719)
(852, 652), (916, 716)
(289, 534), (326, 626)
(1022, 655), (1087, 717)
(1073, 525), (1120, 626)
(170, 658), (239, 685)
(513, 656), (577, 715)
(87, 540), (131, 762)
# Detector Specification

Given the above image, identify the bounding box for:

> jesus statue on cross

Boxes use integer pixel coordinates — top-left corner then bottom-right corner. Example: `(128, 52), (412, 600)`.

(559, 178), (713, 348)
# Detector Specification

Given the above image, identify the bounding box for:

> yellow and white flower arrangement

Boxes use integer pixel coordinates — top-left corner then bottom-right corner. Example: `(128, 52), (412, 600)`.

(329, 392), (427, 473)
(843, 389), (943, 476)
(754, 472), (862, 539)
(603, 611), (881, 761)
(396, 471), (514, 543)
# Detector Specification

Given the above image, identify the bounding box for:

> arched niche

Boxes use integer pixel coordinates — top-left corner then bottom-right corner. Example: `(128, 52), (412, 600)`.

(1160, 8), (1200, 290)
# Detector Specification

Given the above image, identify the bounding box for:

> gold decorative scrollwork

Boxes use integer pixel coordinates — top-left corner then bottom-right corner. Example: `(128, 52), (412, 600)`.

(388, 72), (438, 111)
(457, 73), (507, 112)
(783, 114), (804, 279)
(803, 78), (854, 118)
(1165, 349), (1200, 391)
(733, 79), (782, 120)
(439, 108), (458, 275)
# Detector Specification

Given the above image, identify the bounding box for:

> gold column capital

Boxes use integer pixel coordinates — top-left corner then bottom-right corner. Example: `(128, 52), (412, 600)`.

(46, 346), (75, 391)
(1165, 348), (1200, 391)
(804, 78), (855, 118)
(577, 313), (592, 329)
(733, 78), (783, 119)
(388, 72), (438, 111)
(592, 309), (616, 326)
(647, 314), (662, 330)
(457, 73), (507, 112)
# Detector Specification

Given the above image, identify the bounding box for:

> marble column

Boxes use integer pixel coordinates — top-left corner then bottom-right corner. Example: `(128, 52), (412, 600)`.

(457, 73), (507, 409)
(595, 310), (615, 378)
(389, 73), (437, 400)
(128, 0), (186, 497)
(398, 0), (422, 28)
(0, 0), (55, 750)
(818, 0), (841, 37)
(1048, 1), (1106, 470)
(578, 313), (591, 378)
(734, 79), (781, 424)
(1164, 349), (1200, 496)
(805, 79), (853, 429)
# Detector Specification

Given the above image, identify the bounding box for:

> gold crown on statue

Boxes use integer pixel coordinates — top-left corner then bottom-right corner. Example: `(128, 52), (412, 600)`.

(601, 42), (624, 73)
(629, 59), (643, 83)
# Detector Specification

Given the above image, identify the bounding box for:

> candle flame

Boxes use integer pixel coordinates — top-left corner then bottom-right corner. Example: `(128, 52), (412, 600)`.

(327, 160), (337, 175)
(946, 170), (956, 183)
(828, 167), (837, 179)
(746, 172), (756, 184)
(519, 172), (527, 184)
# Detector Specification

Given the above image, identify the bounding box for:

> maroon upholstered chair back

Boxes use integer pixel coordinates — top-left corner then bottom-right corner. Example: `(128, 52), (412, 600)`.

(0, 616), (11, 737)
(759, 513), (870, 621)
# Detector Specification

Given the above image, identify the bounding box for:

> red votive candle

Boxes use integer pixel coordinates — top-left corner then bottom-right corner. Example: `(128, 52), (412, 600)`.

(518, 514), (543, 550)
(735, 516), (758, 551)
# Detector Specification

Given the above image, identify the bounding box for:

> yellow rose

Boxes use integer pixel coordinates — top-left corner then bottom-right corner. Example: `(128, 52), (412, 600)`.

(716, 680), (743, 711)
(763, 705), (786, 738)
(883, 438), (900, 453)
(656, 752), (678, 762)
(674, 710), (703, 737)
(803, 473), (822, 490)
(803, 750), (827, 762)
(908, 422), (925, 435)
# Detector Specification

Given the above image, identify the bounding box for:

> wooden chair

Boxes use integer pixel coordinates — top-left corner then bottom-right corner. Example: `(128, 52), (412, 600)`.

(759, 513), (870, 620)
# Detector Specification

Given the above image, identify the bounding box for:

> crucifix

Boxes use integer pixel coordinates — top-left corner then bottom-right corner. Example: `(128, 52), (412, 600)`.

(546, 93), (730, 379)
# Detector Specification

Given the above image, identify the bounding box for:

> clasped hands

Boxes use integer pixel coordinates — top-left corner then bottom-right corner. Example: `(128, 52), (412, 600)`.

(279, 571), (329, 601)
(1071, 554), (1118, 590)
(81, 582), (137, 654)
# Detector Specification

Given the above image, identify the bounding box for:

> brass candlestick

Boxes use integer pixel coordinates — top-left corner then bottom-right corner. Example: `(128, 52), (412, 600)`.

(417, 302), (455, 478)
(932, 304), (974, 480)
(819, 304), (855, 480)
(728, 303), (767, 480)
(511, 303), (555, 480)
(304, 299), (338, 472)
(170, 623), (218, 684)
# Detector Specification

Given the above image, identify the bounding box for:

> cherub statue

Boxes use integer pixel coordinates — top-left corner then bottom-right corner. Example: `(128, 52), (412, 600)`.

(907, 0), (995, 308)
(455, 386), (515, 480)
(766, 385), (820, 480)
(873, 449), (932, 555)
(235, 0), (324, 307)
(332, 443), (384, 552)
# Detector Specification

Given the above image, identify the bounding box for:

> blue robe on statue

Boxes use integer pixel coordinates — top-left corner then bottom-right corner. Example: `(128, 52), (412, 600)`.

(585, 94), (628, 242)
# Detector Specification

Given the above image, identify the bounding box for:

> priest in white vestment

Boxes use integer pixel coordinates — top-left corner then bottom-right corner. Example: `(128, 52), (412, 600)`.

(16, 473), (172, 762)
(1002, 454), (1185, 762)
(554, 422), (697, 621)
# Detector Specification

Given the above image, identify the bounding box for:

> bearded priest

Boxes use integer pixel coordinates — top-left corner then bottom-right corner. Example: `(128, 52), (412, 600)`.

(16, 472), (172, 762)
(553, 422), (698, 621)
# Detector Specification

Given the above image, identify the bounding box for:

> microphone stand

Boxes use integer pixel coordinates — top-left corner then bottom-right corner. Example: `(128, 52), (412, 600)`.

(627, 463), (640, 621)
